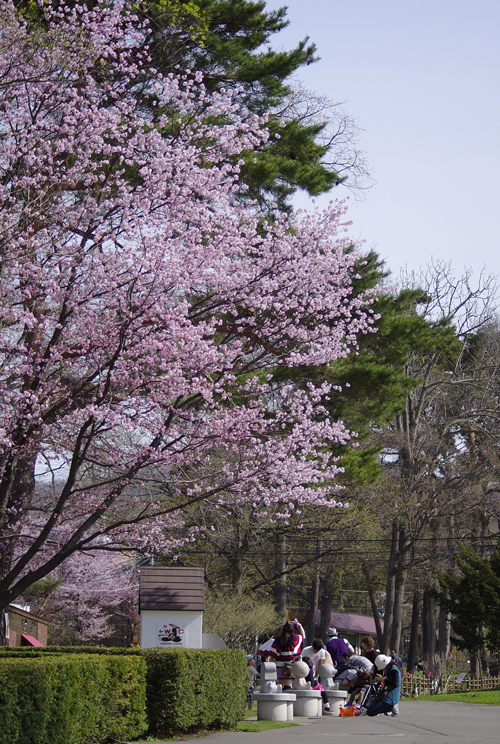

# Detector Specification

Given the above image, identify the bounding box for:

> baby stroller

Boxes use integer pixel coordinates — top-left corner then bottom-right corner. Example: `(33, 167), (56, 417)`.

(340, 676), (384, 716)
(358, 679), (385, 712)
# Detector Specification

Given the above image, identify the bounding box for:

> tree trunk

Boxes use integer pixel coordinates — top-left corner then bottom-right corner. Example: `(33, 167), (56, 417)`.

(306, 544), (321, 645)
(0, 452), (37, 599)
(273, 534), (288, 620)
(390, 523), (411, 652)
(470, 653), (479, 675)
(362, 563), (384, 649)
(0, 607), (7, 647)
(319, 572), (333, 642)
(422, 588), (437, 669)
(390, 564), (408, 653)
(434, 603), (450, 684)
(231, 523), (244, 592)
(382, 522), (399, 653)
(407, 584), (421, 673)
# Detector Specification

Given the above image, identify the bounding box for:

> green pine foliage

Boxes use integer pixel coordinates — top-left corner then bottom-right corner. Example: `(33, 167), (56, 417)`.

(140, 0), (347, 209)
(431, 543), (500, 656)
(14, 0), (350, 210)
(144, 0), (317, 107)
(240, 117), (342, 210)
(327, 252), (461, 435)
(268, 251), (461, 486)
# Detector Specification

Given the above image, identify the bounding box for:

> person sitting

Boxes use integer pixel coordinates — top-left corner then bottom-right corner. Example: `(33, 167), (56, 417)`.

(341, 652), (374, 673)
(333, 654), (357, 687)
(257, 637), (274, 669)
(366, 654), (401, 717)
(309, 638), (334, 679)
(345, 669), (372, 707)
(268, 621), (305, 691)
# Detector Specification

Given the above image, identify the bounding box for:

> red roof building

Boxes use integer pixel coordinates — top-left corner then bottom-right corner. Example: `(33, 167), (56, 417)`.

(6, 605), (50, 647)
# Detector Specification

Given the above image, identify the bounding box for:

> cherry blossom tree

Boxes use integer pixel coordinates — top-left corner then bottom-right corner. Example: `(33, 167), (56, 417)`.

(0, 1), (375, 643)
(19, 549), (139, 645)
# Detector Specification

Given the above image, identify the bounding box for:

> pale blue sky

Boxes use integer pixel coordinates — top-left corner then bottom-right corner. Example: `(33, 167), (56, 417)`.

(265, 0), (500, 282)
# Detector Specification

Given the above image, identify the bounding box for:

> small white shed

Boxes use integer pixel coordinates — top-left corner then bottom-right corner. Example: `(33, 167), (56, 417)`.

(139, 566), (205, 649)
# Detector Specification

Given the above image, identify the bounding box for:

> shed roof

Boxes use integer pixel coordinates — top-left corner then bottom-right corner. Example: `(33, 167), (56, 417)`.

(140, 566), (205, 611)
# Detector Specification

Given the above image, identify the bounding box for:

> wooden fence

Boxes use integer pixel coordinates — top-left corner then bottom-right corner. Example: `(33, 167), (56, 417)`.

(401, 672), (500, 697)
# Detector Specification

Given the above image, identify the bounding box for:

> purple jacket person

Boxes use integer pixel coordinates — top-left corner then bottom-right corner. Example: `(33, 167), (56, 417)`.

(325, 627), (350, 665)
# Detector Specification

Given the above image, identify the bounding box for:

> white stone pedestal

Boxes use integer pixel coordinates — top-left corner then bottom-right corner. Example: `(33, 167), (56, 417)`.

(253, 692), (296, 722)
(292, 689), (322, 717)
(325, 689), (348, 715)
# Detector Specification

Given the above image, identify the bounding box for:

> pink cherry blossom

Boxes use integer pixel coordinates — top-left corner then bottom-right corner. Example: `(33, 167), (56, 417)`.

(0, 1), (375, 615)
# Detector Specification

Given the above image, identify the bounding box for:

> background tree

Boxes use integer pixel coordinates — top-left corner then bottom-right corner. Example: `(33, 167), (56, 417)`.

(19, 551), (139, 645)
(360, 263), (498, 669)
(203, 587), (279, 652)
(131, 0), (372, 208)
(160, 258), (500, 677)
(162, 254), (452, 627)
(431, 542), (500, 661)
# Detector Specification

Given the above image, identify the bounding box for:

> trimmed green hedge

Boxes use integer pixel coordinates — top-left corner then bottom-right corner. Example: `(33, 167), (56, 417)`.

(143, 648), (247, 736)
(0, 647), (247, 738)
(0, 645), (140, 657)
(0, 654), (147, 744)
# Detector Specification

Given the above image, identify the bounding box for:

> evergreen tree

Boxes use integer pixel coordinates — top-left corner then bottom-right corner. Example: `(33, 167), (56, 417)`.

(15, 0), (368, 209)
(137, 0), (352, 208)
(431, 543), (500, 656)
(270, 251), (452, 485)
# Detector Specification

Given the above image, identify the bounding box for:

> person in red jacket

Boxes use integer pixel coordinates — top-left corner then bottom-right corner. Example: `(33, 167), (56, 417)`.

(268, 621), (305, 690)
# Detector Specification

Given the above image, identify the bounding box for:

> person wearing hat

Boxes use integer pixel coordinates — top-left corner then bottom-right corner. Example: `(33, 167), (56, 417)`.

(325, 627), (352, 665)
(366, 654), (401, 717)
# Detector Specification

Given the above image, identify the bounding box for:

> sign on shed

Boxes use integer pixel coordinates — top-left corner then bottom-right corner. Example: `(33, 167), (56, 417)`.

(139, 566), (205, 649)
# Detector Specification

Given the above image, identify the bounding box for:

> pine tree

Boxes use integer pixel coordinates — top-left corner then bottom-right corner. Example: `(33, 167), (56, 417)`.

(15, 0), (367, 209)
(431, 543), (500, 656)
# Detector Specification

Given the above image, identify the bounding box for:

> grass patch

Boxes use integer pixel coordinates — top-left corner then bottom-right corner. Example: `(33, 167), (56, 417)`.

(405, 688), (500, 705)
(240, 704), (298, 732)
(236, 721), (298, 732)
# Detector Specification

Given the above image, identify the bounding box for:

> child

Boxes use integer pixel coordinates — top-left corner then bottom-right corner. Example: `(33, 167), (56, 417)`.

(247, 655), (260, 709)
(345, 669), (372, 708)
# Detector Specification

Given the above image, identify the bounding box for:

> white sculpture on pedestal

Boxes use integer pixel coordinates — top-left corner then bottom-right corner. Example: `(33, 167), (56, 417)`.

(319, 663), (339, 690)
(260, 661), (282, 693)
(291, 660), (311, 689)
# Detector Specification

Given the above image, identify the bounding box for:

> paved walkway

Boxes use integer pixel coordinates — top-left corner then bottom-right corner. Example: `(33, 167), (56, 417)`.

(140, 700), (500, 744)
